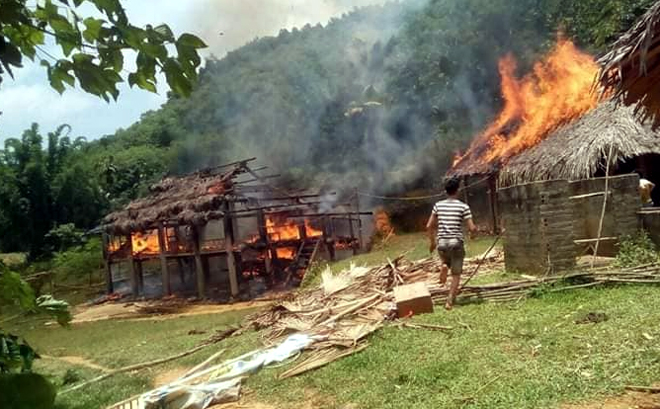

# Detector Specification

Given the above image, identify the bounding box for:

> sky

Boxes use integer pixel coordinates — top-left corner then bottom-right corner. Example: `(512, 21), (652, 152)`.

(0, 0), (388, 142)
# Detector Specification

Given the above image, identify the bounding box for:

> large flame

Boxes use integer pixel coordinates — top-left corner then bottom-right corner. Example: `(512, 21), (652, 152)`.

(453, 39), (599, 170)
(305, 220), (323, 238)
(276, 247), (296, 259)
(266, 215), (301, 241)
(266, 215), (323, 241)
(131, 231), (161, 255)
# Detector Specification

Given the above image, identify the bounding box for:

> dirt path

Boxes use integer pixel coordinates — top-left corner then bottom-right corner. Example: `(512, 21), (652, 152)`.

(562, 390), (660, 409)
(42, 355), (111, 372)
(70, 300), (271, 324)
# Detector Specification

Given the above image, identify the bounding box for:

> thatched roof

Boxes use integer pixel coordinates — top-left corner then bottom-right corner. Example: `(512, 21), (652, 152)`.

(103, 165), (245, 235)
(598, 1), (660, 127)
(499, 100), (660, 186)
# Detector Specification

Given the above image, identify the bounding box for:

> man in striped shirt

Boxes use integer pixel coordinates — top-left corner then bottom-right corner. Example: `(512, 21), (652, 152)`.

(426, 178), (477, 310)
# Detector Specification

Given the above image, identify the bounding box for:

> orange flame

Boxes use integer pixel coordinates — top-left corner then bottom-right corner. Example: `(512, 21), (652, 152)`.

(453, 39), (599, 170)
(266, 215), (301, 241)
(131, 231), (161, 255)
(276, 247), (296, 259)
(305, 219), (323, 238)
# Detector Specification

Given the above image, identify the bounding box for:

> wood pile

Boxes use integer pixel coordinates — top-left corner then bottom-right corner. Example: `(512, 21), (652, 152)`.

(240, 253), (660, 378)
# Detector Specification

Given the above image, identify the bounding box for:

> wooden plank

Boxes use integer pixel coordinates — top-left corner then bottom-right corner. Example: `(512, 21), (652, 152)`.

(157, 223), (171, 296)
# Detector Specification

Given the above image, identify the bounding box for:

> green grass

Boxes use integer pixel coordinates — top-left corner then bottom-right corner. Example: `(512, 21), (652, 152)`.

(5, 232), (660, 409)
(249, 285), (660, 409)
(5, 310), (260, 409)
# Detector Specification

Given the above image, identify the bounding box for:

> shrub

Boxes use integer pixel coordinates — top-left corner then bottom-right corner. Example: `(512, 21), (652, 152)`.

(52, 237), (103, 280)
(615, 231), (660, 268)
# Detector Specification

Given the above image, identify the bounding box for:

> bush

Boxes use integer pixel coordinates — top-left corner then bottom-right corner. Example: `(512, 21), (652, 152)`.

(615, 231), (660, 268)
(0, 373), (56, 409)
(52, 237), (103, 280)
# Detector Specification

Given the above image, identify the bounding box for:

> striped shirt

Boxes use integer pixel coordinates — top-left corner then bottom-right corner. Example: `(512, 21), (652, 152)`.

(432, 199), (472, 242)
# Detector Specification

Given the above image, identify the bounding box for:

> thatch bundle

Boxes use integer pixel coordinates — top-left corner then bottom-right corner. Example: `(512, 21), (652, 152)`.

(598, 1), (660, 127)
(499, 101), (660, 186)
(103, 166), (243, 235)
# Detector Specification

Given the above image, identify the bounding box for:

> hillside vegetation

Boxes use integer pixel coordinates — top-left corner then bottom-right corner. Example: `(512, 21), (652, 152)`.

(0, 0), (656, 257)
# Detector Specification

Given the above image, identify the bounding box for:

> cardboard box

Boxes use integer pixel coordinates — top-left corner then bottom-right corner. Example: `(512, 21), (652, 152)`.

(393, 282), (434, 318)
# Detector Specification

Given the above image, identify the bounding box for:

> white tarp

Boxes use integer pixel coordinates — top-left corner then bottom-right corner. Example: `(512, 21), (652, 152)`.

(140, 333), (316, 409)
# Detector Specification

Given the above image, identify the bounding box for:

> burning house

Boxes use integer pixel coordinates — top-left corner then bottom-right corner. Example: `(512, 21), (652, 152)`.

(599, 0), (660, 128)
(449, 39), (600, 232)
(449, 39), (660, 274)
(101, 159), (370, 300)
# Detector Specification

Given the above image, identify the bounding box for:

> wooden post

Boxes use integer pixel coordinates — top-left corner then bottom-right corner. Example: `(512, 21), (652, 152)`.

(192, 226), (206, 299)
(348, 216), (357, 255)
(136, 260), (144, 294)
(223, 206), (240, 298)
(324, 215), (336, 261)
(592, 144), (615, 268)
(488, 176), (500, 234)
(257, 209), (273, 276)
(127, 234), (139, 298)
(177, 258), (186, 286)
(102, 233), (114, 294)
(157, 223), (171, 296)
(355, 188), (363, 250)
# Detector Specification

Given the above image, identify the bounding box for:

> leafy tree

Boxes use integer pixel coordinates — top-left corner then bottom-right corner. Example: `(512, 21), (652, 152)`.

(0, 0), (207, 98)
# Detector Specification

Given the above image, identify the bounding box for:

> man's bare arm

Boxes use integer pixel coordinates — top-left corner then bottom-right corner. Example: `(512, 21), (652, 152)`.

(466, 218), (477, 235)
(426, 213), (437, 253)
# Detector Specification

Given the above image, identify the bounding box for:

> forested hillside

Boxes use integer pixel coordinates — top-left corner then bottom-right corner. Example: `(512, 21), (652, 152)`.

(0, 0), (655, 256)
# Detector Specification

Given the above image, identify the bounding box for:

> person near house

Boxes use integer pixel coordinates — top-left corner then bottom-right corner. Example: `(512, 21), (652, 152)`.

(426, 178), (477, 310)
(639, 174), (656, 207)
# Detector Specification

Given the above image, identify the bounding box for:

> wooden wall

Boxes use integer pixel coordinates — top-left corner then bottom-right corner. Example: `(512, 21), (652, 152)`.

(498, 174), (641, 275)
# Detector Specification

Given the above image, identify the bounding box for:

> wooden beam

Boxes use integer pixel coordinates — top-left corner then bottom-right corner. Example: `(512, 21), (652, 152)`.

(192, 226), (206, 299)
(157, 223), (171, 296)
(223, 204), (240, 298)
(574, 237), (617, 244)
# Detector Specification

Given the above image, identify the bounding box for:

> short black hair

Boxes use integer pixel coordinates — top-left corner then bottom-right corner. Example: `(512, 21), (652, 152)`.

(445, 178), (461, 195)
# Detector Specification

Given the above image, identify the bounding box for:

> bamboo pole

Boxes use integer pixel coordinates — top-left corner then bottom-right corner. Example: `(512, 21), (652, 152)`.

(592, 143), (615, 269)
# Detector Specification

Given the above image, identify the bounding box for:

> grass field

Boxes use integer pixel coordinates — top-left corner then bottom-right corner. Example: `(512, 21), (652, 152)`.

(4, 233), (660, 409)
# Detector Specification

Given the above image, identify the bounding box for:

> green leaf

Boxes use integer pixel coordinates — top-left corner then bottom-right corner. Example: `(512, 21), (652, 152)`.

(49, 14), (75, 35)
(83, 17), (104, 42)
(140, 42), (167, 60)
(0, 42), (23, 77)
(176, 33), (207, 49)
(153, 24), (174, 42)
(36, 295), (71, 326)
(110, 49), (123, 71)
(128, 72), (156, 93)
(162, 59), (192, 96)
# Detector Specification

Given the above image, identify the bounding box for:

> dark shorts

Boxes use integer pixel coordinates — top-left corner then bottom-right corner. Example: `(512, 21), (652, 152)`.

(438, 244), (465, 276)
